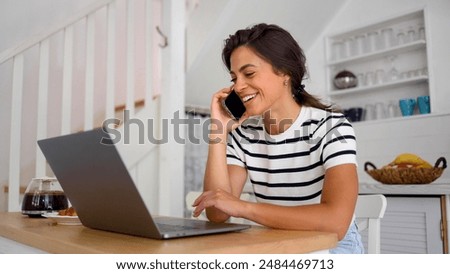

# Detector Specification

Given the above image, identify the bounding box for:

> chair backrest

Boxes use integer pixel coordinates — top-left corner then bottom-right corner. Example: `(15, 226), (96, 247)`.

(355, 194), (387, 254)
(185, 191), (254, 224)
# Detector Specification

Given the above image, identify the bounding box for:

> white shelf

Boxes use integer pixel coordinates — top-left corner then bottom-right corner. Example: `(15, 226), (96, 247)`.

(351, 112), (449, 126)
(329, 75), (428, 96)
(327, 40), (426, 67)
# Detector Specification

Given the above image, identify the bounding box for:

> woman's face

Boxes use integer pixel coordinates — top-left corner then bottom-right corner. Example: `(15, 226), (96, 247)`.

(229, 46), (290, 116)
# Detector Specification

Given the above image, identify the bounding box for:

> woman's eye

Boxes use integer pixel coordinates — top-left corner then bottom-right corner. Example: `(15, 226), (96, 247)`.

(230, 72), (254, 82)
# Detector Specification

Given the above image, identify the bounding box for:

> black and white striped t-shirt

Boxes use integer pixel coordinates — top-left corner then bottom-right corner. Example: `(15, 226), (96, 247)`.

(226, 106), (357, 206)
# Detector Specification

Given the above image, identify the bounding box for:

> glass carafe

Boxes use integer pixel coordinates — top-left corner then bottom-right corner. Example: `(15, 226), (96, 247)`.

(21, 177), (69, 217)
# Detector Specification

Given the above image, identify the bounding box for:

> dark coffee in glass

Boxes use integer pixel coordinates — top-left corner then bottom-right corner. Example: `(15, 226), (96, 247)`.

(21, 178), (69, 217)
(22, 191), (69, 217)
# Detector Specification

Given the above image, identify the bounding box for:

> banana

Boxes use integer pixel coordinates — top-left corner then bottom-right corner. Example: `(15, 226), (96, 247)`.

(388, 153), (432, 169)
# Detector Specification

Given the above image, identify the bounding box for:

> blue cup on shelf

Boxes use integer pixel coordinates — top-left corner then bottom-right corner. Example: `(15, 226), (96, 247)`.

(417, 95), (430, 114)
(399, 98), (416, 116)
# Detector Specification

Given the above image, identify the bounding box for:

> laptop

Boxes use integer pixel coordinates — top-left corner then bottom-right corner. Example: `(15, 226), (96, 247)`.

(37, 128), (250, 239)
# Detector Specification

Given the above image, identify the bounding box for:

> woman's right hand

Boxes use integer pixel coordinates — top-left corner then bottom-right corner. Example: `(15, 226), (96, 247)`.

(192, 188), (246, 221)
(209, 87), (248, 140)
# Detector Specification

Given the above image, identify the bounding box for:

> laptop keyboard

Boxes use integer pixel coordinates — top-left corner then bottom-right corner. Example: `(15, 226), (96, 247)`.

(155, 219), (209, 232)
(156, 223), (197, 232)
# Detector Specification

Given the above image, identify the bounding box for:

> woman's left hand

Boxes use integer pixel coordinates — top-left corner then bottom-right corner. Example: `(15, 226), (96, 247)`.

(192, 189), (245, 220)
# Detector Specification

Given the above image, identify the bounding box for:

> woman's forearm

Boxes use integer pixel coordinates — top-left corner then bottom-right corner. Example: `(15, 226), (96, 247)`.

(203, 133), (232, 222)
(242, 202), (352, 240)
(204, 141), (230, 192)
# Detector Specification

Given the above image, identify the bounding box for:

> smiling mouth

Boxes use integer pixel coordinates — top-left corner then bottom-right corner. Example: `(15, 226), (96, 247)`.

(242, 94), (257, 103)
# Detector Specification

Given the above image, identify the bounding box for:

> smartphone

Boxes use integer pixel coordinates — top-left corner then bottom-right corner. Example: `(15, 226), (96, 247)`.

(222, 90), (246, 120)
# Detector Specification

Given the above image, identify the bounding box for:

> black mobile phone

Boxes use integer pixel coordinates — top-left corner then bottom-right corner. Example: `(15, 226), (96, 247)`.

(222, 90), (246, 120)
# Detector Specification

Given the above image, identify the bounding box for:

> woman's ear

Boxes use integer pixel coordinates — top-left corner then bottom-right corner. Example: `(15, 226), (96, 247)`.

(283, 75), (291, 86)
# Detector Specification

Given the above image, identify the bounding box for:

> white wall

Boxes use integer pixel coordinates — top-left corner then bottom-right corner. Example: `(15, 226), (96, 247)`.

(0, 0), (97, 52)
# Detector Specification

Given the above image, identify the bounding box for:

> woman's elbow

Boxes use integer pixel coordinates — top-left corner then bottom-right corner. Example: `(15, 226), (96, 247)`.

(330, 219), (353, 241)
(321, 215), (353, 241)
(336, 227), (349, 241)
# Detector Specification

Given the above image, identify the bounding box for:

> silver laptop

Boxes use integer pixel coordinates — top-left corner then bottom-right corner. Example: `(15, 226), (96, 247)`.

(37, 128), (250, 239)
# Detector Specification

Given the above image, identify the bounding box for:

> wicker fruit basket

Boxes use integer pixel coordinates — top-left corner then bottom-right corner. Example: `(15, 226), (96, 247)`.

(364, 157), (447, 184)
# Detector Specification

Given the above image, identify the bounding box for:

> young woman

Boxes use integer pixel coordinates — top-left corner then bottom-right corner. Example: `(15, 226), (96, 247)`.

(192, 23), (363, 253)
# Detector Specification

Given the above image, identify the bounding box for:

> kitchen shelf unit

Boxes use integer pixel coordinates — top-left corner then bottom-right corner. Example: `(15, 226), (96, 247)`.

(325, 9), (430, 122)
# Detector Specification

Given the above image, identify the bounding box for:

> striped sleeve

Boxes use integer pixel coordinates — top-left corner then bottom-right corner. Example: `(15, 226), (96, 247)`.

(314, 113), (357, 170)
(226, 132), (246, 167)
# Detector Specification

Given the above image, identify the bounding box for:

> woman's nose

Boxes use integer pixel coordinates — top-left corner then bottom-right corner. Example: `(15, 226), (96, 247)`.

(233, 78), (246, 93)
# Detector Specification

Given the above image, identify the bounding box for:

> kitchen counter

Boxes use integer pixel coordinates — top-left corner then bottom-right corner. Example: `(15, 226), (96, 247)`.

(0, 212), (337, 254)
(359, 180), (450, 253)
(359, 181), (450, 195)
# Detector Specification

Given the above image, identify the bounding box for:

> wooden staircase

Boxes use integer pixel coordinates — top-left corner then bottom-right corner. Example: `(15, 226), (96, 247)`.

(1, 0), (186, 217)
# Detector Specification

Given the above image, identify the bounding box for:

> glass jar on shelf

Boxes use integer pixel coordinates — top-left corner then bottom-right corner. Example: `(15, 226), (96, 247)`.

(354, 34), (366, 56)
(418, 25), (426, 41)
(387, 55), (399, 82)
(396, 29), (407, 45)
(381, 28), (395, 49)
(331, 41), (344, 61)
(366, 31), (379, 53)
(406, 27), (416, 43)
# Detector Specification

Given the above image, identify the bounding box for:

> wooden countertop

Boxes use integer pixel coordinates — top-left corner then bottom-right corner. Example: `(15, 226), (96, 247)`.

(0, 212), (337, 254)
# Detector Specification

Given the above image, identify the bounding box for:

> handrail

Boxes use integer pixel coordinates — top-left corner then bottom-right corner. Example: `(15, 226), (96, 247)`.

(0, 0), (114, 65)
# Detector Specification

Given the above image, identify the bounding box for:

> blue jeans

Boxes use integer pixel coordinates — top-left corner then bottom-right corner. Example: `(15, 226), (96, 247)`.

(329, 221), (364, 254)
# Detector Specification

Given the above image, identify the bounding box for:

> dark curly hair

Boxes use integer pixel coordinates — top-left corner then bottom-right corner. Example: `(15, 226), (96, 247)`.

(222, 23), (332, 111)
